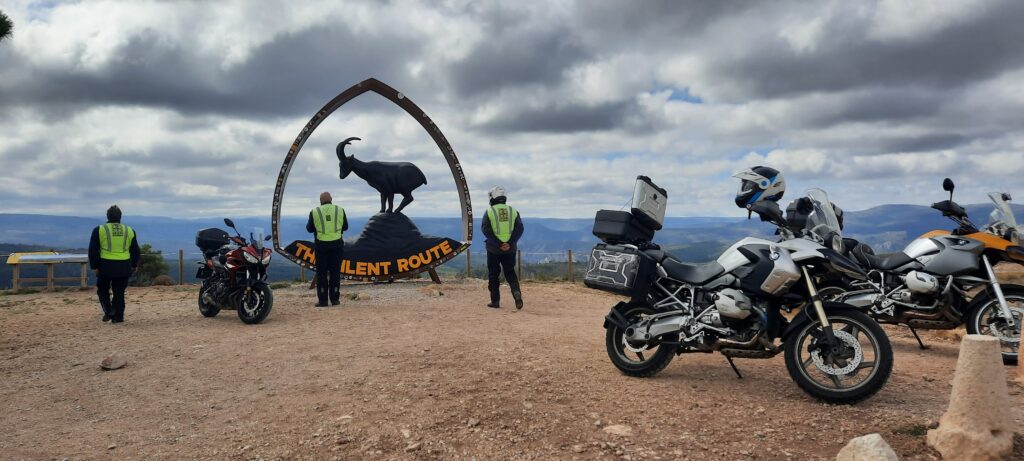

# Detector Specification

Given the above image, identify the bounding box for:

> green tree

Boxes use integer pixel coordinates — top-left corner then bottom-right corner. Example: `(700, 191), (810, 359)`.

(133, 244), (170, 286)
(0, 10), (13, 43)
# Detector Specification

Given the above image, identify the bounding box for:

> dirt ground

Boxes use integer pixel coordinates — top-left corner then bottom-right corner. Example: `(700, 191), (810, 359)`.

(1, 279), (1022, 460)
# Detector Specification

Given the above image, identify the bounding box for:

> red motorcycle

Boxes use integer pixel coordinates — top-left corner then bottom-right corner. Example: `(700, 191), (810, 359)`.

(195, 218), (274, 324)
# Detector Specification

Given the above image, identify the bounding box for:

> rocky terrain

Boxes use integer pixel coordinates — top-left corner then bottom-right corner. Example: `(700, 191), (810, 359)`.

(1, 279), (1022, 460)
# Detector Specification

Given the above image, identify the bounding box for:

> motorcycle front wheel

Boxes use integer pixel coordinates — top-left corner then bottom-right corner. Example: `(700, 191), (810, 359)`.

(966, 289), (1023, 365)
(784, 309), (893, 404)
(605, 305), (675, 377)
(197, 284), (220, 318)
(237, 284), (273, 324)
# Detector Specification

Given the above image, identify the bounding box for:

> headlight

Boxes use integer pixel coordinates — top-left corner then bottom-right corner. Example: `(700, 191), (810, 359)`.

(243, 252), (259, 263)
(261, 254), (272, 265)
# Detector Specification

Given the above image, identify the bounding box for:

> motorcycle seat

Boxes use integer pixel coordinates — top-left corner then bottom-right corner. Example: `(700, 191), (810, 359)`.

(860, 251), (914, 271)
(661, 254), (725, 285)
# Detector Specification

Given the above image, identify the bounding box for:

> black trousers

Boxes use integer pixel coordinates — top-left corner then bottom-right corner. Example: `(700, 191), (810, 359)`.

(97, 276), (129, 321)
(315, 246), (343, 304)
(487, 251), (520, 304)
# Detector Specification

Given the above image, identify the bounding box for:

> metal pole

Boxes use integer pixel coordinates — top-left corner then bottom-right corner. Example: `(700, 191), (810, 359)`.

(466, 251), (471, 277)
(517, 250), (523, 281)
(12, 264), (19, 291)
(568, 250), (574, 283)
(178, 249), (184, 285)
(300, 266), (306, 283)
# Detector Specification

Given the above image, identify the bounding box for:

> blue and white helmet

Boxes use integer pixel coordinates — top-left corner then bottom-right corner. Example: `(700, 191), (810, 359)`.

(733, 166), (785, 208)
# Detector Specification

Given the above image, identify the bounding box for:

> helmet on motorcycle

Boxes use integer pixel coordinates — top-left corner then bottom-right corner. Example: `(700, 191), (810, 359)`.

(733, 166), (785, 208)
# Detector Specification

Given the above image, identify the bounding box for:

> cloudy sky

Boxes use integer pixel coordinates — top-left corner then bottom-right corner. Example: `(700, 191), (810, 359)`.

(1, 0), (1023, 220)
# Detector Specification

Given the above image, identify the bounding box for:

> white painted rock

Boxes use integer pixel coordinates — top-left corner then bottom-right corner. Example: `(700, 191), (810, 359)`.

(100, 352), (127, 370)
(602, 424), (632, 437)
(927, 335), (1013, 461)
(836, 433), (898, 461)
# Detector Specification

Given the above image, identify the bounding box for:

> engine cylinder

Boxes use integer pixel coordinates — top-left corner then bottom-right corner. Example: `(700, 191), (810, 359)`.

(904, 271), (940, 295)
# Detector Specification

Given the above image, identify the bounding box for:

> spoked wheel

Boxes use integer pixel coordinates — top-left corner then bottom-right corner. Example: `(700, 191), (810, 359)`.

(605, 305), (675, 377)
(967, 293), (1023, 365)
(237, 285), (273, 324)
(197, 284), (220, 318)
(784, 308), (892, 404)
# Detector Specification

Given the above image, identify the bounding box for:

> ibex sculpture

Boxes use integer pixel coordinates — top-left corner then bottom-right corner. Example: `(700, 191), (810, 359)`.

(337, 137), (428, 214)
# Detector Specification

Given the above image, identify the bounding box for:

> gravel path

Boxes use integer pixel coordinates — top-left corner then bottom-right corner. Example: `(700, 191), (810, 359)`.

(1, 279), (1022, 460)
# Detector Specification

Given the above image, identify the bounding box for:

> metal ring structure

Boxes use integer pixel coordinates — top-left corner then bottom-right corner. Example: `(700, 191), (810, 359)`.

(271, 78), (473, 279)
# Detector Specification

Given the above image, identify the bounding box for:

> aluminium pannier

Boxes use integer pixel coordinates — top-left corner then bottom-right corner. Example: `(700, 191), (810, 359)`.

(583, 243), (657, 297)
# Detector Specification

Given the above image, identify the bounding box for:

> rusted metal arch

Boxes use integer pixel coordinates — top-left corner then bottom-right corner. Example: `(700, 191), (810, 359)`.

(271, 78), (473, 272)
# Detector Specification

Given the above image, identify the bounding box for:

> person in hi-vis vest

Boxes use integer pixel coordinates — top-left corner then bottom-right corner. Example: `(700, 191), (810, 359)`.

(88, 205), (140, 323)
(481, 186), (525, 309)
(306, 192), (348, 307)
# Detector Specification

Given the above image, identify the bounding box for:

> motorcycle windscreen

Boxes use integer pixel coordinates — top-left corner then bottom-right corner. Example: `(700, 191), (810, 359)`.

(805, 188), (842, 240)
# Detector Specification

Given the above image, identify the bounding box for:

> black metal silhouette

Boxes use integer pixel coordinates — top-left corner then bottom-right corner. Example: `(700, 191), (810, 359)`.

(337, 137), (427, 214)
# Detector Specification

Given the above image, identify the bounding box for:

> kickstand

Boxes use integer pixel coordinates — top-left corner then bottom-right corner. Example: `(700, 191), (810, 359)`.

(725, 356), (743, 379)
(907, 325), (930, 350)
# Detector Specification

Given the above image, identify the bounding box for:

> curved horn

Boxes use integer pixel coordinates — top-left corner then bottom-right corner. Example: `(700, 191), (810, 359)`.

(336, 137), (362, 160)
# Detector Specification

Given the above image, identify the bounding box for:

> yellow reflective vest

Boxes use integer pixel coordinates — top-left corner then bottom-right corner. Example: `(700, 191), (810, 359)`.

(487, 204), (518, 243)
(98, 223), (135, 261)
(312, 204), (345, 242)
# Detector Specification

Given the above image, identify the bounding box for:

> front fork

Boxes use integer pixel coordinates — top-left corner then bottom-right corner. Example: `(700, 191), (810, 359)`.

(802, 266), (838, 347)
(982, 255), (1016, 327)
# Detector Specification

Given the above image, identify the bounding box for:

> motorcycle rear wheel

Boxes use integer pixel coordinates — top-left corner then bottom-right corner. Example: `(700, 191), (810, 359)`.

(784, 309), (892, 404)
(237, 285), (273, 324)
(605, 305), (675, 377)
(197, 284), (220, 318)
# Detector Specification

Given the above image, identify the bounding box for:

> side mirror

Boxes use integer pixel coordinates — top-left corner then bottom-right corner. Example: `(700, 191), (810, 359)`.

(942, 178), (955, 201)
(264, 235), (272, 241)
(1003, 192), (1012, 202)
(224, 218), (235, 229)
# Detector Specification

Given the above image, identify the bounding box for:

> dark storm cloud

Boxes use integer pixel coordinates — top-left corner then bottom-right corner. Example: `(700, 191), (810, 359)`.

(712, 0), (1024, 100)
(0, 24), (423, 119)
(479, 100), (632, 133)
(805, 87), (950, 128)
(446, 21), (589, 97)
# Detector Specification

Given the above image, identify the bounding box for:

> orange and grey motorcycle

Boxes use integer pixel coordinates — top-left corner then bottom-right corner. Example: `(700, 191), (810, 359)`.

(825, 178), (1024, 364)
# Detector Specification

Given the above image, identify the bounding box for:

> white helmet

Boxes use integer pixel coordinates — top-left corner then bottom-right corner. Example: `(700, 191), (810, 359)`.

(488, 186), (507, 200)
(732, 166), (785, 208)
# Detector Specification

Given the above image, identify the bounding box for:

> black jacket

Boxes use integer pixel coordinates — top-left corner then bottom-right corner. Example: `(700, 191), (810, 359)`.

(481, 201), (524, 254)
(306, 205), (349, 250)
(88, 223), (141, 279)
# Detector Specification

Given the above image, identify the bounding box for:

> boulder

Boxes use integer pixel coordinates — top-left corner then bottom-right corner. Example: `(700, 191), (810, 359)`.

(100, 352), (127, 370)
(836, 433), (898, 461)
(927, 335), (1013, 461)
(152, 275), (175, 286)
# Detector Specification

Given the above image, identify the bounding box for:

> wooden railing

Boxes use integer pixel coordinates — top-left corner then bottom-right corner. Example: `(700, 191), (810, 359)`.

(6, 252), (89, 291)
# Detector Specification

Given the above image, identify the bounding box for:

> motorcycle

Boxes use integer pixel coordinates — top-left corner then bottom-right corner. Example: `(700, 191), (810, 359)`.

(194, 218), (275, 324)
(825, 178), (1024, 364)
(586, 188), (893, 404)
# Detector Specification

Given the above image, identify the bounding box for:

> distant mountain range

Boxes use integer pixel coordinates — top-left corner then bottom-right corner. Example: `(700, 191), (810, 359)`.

(1, 202), (1021, 268)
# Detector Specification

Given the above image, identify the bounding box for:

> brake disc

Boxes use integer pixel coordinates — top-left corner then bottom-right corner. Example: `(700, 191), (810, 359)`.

(810, 329), (863, 376)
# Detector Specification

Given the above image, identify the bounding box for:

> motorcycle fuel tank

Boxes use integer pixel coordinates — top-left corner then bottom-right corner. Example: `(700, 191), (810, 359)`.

(920, 235), (983, 275)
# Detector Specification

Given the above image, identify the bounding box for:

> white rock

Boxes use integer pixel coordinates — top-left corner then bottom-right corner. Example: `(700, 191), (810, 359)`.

(100, 352), (127, 370)
(835, 433), (898, 461)
(602, 425), (633, 437)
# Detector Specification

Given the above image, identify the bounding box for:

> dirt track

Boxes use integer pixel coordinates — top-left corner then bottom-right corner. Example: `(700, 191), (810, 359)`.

(1, 280), (1022, 460)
